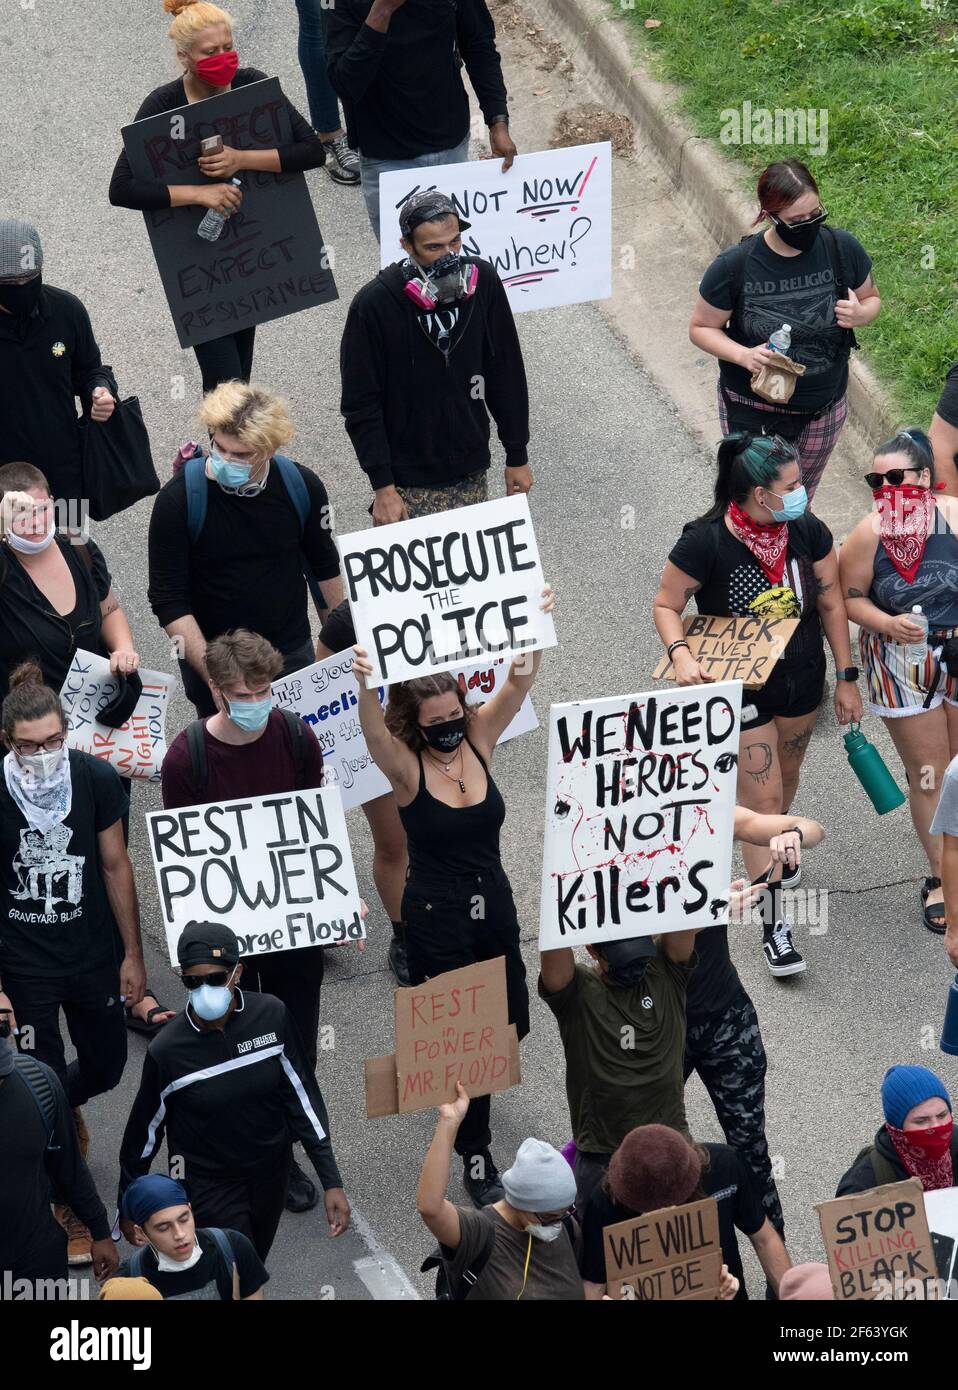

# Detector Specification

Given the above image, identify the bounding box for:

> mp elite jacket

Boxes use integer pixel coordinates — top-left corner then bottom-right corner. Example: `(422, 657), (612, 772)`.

(340, 257), (530, 492)
(118, 991), (342, 1201)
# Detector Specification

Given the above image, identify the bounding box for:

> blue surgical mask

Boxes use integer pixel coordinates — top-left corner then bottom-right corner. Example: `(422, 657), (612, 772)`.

(764, 485), (808, 523)
(209, 447), (253, 491)
(189, 973), (235, 1022)
(227, 695), (272, 732)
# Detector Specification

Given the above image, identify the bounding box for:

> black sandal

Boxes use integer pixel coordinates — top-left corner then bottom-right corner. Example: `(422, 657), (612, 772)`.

(125, 992), (175, 1037)
(922, 877), (946, 935)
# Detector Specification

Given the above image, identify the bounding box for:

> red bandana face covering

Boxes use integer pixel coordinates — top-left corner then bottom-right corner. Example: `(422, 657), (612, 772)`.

(873, 484), (936, 583)
(195, 50), (239, 88)
(885, 1120), (954, 1191)
(726, 500), (788, 585)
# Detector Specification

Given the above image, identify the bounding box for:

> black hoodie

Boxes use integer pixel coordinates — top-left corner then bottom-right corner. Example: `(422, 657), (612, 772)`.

(340, 257), (529, 492)
(836, 1123), (958, 1196)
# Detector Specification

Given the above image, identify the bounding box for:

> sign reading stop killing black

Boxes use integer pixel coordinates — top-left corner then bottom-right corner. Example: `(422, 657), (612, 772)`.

(121, 78), (337, 348)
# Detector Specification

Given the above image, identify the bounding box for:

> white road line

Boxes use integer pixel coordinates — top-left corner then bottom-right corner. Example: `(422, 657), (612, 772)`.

(349, 1202), (421, 1301)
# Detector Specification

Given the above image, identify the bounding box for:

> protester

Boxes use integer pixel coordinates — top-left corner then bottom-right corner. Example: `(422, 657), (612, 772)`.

(0, 1014), (117, 1279)
(579, 1125), (789, 1300)
(779, 1264), (834, 1300)
(841, 429), (958, 933)
(353, 587), (553, 1205)
(161, 629), (330, 1214)
(0, 218), (117, 509)
(417, 1084), (583, 1300)
(340, 191), (531, 525)
(689, 159), (879, 499)
(293, 0), (360, 183)
(930, 362), (958, 497)
(654, 432), (861, 974)
(315, 601), (409, 983)
(837, 1065), (958, 1195)
(109, 0), (326, 392)
(117, 1174), (268, 1299)
(325, 0), (515, 238)
(119, 921), (349, 1260)
(148, 381), (343, 718)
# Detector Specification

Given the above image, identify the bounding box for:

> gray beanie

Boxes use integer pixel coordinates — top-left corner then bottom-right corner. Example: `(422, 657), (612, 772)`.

(0, 219), (43, 279)
(501, 1138), (577, 1213)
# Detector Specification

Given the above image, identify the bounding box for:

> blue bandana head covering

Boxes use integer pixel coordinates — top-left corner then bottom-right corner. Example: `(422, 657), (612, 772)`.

(122, 1175), (190, 1228)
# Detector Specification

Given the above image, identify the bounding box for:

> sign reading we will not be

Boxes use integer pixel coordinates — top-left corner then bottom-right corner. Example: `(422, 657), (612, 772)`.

(60, 650), (173, 782)
(146, 788), (364, 966)
(122, 78), (337, 348)
(604, 1198), (723, 1301)
(338, 494), (557, 687)
(538, 681), (741, 950)
(378, 142), (612, 313)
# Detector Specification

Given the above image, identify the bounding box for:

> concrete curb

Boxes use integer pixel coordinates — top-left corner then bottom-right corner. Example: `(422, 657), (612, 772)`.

(530, 0), (899, 448)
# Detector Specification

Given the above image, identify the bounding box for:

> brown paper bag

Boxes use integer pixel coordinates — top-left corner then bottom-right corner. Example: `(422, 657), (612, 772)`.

(751, 349), (806, 405)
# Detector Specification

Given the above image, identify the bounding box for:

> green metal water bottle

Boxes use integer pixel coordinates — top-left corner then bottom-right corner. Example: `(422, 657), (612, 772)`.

(843, 721), (906, 815)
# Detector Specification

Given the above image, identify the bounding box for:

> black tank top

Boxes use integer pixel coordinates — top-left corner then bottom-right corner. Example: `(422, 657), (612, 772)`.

(398, 739), (506, 878)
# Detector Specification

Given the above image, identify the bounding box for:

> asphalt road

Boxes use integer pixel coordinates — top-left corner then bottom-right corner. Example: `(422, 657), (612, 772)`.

(2, 0), (953, 1302)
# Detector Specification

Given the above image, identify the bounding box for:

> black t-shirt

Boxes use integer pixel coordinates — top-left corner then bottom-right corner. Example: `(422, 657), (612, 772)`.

(699, 228), (872, 411)
(147, 461), (340, 654)
(115, 1228), (268, 1300)
(935, 362), (958, 429)
(668, 512), (833, 673)
(318, 599), (356, 655)
(580, 1142), (766, 1299)
(0, 750), (129, 978)
(685, 925), (745, 1023)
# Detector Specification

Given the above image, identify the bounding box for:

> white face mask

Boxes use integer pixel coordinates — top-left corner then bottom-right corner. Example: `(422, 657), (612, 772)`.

(6, 517), (55, 554)
(526, 1221), (563, 1242)
(19, 747), (65, 781)
(151, 1239), (203, 1274)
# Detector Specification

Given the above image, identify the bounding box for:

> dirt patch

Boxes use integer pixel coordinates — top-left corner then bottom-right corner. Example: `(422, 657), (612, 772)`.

(491, 0), (575, 74)
(551, 103), (635, 156)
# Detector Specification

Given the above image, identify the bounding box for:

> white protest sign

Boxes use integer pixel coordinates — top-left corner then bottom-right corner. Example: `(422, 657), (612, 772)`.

(378, 142), (612, 313)
(338, 494), (556, 687)
(147, 787), (364, 965)
(59, 649), (174, 782)
(272, 651), (539, 810)
(538, 682), (742, 949)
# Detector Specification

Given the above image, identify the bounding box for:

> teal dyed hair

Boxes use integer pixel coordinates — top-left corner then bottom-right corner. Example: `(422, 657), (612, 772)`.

(696, 432), (799, 524)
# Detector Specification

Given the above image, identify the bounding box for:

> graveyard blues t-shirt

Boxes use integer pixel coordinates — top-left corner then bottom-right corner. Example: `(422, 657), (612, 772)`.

(116, 1229), (268, 1301)
(0, 750), (128, 978)
(699, 228), (872, 411)
(668, 512), (833, 674)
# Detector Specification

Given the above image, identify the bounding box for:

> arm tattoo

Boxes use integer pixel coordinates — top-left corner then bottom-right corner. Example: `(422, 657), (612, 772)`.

(683, 586), (697, 603)
(846, 587), (865, 599)
(101, 596), (119, 618)
(815, 578), (833, 595)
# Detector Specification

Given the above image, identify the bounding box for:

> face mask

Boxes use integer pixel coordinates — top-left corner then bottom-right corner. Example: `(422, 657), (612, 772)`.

(771, 215), (824, 253)
(151, 1239), (203, 1274)
(763, 485), (808, 523)
(227, 695), (272, 733)
(604, 957), (650, 989)
(195, 50), (239, 87)
(897, 1120), (953, 1161)
(6, 516), (55, 554)
(422, 251), (463, 305)
(209, 448), (254, 491)
(421, 716), (466, 752)
(19, 747), (65, 781)
(526, 1221), (563, 1242)
(189, 972), (235, 1023)
(0, 274), (42, 319)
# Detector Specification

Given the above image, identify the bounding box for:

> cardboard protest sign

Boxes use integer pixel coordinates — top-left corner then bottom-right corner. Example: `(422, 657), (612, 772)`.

(604, 1198), (723, 1301)
(147, 788), (363, 966)
(365, 1025), (521, 1119)
(339, 495), (556, 687)
(652, 615), (799, 687)
(378, 143), (612, 313)
(121, 78), (336, 348)
(273, 651), (539, 809)
(816, 1179), (938, 1300)
(538, 682), (741, 949)
(60, 650), (173, 782)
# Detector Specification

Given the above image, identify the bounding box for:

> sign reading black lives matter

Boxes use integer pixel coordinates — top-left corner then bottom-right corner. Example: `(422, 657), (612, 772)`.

(122, 78), (337, 348)
(538, 682), (741, 949)
(338, 495), (557, 687)
(147, 787), (363, 966)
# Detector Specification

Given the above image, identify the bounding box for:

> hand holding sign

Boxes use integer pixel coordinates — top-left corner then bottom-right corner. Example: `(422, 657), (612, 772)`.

(438, 1080), (472, 1125)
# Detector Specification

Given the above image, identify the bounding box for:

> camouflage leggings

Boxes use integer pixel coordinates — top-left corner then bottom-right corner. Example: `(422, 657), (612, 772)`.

(684, 991), (784, 1236)
(397, 468), (489, 518)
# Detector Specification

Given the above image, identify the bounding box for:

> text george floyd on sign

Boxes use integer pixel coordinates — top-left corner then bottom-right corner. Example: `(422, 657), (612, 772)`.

(121, 77), (337, 348)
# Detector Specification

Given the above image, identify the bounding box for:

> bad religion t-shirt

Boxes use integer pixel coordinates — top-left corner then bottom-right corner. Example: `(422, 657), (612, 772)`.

(699, 228), (872, 412)
(0, 750), (128, 978)
(668, 512), (833, 674)
(116, 1228), (268, 1301)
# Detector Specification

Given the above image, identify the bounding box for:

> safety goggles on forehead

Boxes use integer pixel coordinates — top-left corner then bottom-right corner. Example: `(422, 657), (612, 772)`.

(180, 969), (233, 991)
(864, 468), (923, 489)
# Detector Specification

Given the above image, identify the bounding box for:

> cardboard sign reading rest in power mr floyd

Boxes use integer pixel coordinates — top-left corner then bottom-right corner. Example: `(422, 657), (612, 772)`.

(653, 615), (798, 687)
(604, 1197), (723, 1300)
(816, 1178), (938, 1301)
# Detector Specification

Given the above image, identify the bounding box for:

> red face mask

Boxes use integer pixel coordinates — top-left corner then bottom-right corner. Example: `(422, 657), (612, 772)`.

(195, 50), (239, 88)
(902, 1120), (954, 1159)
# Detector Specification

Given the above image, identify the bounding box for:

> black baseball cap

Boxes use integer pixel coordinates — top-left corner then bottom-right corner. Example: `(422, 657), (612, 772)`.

(176, 920), (240, 969)
(98, 670), (143, 729)
(599, 936), (656, 968)
(399, 191), (471, 239)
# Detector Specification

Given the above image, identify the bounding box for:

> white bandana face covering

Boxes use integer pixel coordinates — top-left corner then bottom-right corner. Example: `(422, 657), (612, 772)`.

(3, 747), (72, 834)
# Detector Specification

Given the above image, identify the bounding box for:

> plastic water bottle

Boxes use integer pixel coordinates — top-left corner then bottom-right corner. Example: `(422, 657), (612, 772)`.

(767, 323), (792, 354)
(843, 722), (906, 816)
(197, 178), (242, 242)
(906, 605), (929, 668)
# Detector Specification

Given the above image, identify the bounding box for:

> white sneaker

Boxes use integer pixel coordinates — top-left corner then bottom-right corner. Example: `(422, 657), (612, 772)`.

(763, 919), (806, 977)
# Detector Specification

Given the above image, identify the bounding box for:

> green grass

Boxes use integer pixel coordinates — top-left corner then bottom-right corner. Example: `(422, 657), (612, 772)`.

(614, 0), (958, 426)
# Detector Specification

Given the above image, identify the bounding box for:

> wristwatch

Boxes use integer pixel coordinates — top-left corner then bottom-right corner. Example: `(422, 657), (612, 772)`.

(786, 826), (804, 843)
(835, 667), (860, 681)
(488, 114), (510, 127)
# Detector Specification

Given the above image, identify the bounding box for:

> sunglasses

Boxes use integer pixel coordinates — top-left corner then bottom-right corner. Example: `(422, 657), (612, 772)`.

(864, 468), (923, 489)
(181, 969), (233, 991)
(776, 206), (827, 229)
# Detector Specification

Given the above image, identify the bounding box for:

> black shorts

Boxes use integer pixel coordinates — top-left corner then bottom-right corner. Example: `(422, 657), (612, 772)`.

(743, 656), (826, 729)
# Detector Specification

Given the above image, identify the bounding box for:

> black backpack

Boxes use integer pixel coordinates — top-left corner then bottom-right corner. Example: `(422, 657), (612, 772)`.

(421, 1213), (578, 1300)
(185, 708), (312, 803)
(725, 224), (860, 354)
(15, 1054), (61, 1153)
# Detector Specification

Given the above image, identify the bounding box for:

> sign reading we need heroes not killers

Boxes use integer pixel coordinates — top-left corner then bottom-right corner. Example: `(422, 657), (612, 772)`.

(338, 495), (556, 687)
(538, 682), (741, 950)
(378, 142), (612, 313)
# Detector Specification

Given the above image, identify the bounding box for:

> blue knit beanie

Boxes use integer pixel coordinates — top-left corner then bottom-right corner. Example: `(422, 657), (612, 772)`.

(881, 1065), (951, 1129)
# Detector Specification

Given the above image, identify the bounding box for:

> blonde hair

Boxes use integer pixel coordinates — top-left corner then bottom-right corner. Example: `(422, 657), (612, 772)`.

(163, 0), (233, 51)
(198, 381), (294, 458)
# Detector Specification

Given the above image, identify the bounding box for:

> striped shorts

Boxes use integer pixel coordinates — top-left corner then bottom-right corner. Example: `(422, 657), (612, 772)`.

(859, 626), (958, 717)
(717, 385), (848, 501)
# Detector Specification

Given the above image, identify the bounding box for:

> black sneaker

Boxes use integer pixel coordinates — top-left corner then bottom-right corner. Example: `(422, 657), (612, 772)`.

(780, 857), (801, 889)
(763, 919), (806, 977)
(285, 1157), (318, 1213)
(388, 935), (411, 986)
(462, 1152), (504, 1208)
(321, 133), (360, 185)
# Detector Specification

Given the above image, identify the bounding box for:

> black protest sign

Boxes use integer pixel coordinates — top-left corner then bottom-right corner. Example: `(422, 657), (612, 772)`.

(121, 78), (336, 348)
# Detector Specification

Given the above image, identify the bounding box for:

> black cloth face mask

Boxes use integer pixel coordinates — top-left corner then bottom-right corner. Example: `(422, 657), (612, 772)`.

(771, 214), (824, 253)
(421, 716), (466, 752)
(0, 274), (42, 319)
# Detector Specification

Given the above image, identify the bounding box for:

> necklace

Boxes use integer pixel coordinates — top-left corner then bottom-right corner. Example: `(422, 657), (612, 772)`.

(426, 744), (466, 794)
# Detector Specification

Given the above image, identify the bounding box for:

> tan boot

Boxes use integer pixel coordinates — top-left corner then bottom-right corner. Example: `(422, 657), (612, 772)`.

(72, 1107), (89, 1158)
(54, 1203), (93, 1265)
